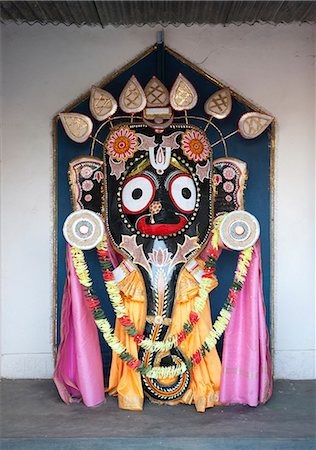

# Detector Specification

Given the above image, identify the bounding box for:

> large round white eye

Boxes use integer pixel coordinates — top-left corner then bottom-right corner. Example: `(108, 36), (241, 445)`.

(169, 174), (197, 213)
(122, 175), (155, 214)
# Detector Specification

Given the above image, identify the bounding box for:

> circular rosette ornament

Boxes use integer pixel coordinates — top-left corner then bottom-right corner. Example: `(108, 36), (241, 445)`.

(63, 210), (105, 250)
(105, 126), (138, 161)
(181, 128), (211, 162)
(219, 211), (260, 251)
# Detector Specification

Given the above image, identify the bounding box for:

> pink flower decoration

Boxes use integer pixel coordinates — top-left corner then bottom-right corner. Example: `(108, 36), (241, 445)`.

(223, 181), (234, 193)
(223, 167), (235, 180)
(80, 166), (93, 179)
(82, 180), (94, 192)
(181, 129), (211, 162)
(84, 194), (92, 202)
(106, 126), (138, 161)
(225, 195), (233, 202)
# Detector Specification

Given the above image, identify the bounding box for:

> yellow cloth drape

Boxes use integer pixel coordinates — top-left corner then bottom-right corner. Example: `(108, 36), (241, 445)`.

(107, 261), (222, 412)
(107, 269), (146, 410)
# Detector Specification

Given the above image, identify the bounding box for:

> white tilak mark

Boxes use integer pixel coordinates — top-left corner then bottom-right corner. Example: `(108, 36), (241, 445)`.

(149, 146), (171, 174)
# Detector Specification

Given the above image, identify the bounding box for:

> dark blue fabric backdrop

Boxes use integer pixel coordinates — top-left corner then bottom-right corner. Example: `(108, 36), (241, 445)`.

(56, 47), (271, 376)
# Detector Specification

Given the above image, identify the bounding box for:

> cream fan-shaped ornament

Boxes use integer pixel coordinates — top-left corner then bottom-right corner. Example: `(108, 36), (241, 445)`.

(90, 86), (117, 121)
(119, 75), (146, 114)
(59, 113), (93, 144)
(204, 88), (232, 119)
(63, 209), (105, 250)
(219, 210), (260, 251)
(170, 73), (198, 111)
(238, 112), (273, 139)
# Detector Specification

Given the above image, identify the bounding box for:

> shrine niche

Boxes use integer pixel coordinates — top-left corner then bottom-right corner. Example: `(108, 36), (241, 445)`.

(53, 43), (273, 412)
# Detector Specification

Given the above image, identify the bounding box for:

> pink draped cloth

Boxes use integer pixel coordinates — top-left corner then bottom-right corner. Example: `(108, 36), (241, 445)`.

(219, 241), (273, 406)
(54, 244), (105, 407)
(54, 240), (272, 408)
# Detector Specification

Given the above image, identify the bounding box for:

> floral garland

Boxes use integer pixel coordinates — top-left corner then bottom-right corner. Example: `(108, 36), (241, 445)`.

(70, 219), (253, 379)
(96, 235), (219, 353)
(186, 246), (253, 370)
(71, 246), (185, 379)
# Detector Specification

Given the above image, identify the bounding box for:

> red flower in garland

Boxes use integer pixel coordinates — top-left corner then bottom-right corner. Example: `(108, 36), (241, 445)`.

(97, 249), (109, 260)
(119, 315), (133, 327)
(177, 330), (187, 345)
(209, 249), (220, 259)
(127, 359), (141, 370)
(133, 334), (145, 344)
(189, 311), (200, 325)
(86, 298), (100, 309)
(192, 350), (202, 366)
(103, 270), (114, 281)
(202, 267), (216, 278)
(228, 289), (238, 303)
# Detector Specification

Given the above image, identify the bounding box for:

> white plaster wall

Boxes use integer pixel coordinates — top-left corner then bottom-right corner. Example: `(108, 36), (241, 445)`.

(0, 23), (315, 379)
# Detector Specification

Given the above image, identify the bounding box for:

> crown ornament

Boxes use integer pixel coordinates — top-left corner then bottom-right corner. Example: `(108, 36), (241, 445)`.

(59, 73), (273, 165)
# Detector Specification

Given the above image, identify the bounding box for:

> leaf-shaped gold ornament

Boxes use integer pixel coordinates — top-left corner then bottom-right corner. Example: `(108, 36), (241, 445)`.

(204, 88), (232, 119)
(119, 75), (146, 114)
(170, 73), (198, 111)
(89, 86), (117, 121)
(144, 76), (169, 107)
(59, 113), (93, 143)
(238, 112), (273, 139)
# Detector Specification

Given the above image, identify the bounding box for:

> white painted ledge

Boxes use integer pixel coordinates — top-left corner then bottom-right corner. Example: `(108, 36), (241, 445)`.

(274, 350), (316, 379)
(1, 354), (54, 379)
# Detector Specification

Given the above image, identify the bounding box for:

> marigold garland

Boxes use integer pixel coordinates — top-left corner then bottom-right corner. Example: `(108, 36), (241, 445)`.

(70, 217), (254, 379)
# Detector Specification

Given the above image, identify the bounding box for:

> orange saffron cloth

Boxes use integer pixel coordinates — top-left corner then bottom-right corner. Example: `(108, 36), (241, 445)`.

(107, 261), (222, 412)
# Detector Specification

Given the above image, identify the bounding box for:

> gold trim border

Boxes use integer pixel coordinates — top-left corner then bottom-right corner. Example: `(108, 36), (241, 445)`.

(52, 44), (276, 371)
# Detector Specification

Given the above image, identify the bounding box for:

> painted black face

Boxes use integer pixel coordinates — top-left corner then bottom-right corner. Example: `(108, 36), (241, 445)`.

(121, 164), (197, 236)
(103, 125), (213, 256)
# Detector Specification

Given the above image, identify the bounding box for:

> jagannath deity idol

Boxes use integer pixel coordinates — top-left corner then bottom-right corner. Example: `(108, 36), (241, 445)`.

(54, 49), (273, 412)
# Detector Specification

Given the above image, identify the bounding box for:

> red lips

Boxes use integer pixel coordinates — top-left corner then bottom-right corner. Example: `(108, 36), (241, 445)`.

(137, 215), (187, 235)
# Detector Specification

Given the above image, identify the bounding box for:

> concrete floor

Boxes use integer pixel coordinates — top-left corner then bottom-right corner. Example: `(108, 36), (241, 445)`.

(1, 379), (315, 450)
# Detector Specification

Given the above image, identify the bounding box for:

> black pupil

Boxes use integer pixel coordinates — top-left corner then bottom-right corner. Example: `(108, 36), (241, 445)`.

(132, 188), (143, 200)
(182, 187), (192, 199)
